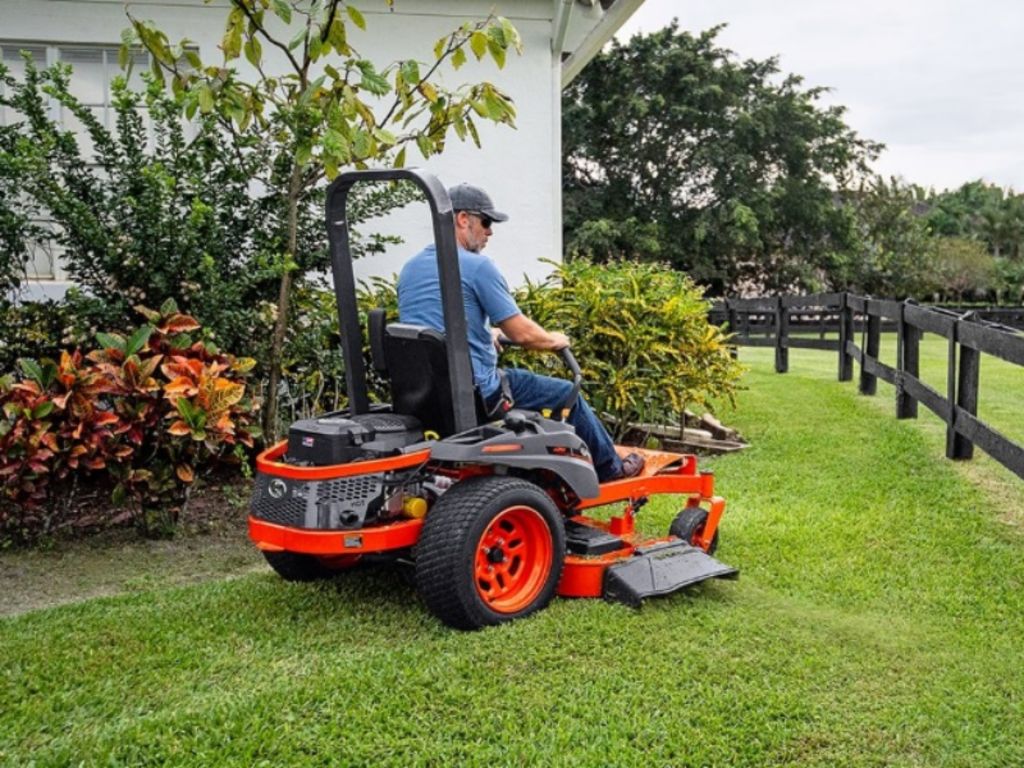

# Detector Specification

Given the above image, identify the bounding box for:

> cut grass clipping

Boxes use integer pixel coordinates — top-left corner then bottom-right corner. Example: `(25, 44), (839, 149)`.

(2, 344), (1023, 766)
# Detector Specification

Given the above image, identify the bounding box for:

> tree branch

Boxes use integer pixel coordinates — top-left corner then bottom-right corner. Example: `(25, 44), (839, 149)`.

(232, 0), (303, 75)
(320, 0), (342, 44)
(379, 20), (485, 128)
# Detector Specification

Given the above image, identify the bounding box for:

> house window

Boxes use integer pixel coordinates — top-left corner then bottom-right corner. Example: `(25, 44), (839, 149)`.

(1, 42), (151, 281)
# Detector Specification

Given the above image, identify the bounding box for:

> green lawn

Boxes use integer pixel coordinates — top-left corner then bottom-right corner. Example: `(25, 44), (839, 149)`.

(3, 346), (1024, 767)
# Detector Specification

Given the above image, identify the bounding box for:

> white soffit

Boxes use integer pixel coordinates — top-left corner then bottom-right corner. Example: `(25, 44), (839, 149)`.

(559, 0), (645, 88)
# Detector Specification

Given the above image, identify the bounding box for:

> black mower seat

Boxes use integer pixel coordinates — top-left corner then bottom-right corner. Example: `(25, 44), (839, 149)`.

(382, 322), (455, 434)
(369, 315), (491, 438)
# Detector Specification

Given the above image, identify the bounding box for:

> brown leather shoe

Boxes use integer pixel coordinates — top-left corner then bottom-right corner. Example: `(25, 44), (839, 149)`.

(618, 452), (645, 479)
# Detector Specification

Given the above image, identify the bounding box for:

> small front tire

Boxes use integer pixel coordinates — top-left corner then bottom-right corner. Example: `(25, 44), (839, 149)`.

(669, 507), (719, 555)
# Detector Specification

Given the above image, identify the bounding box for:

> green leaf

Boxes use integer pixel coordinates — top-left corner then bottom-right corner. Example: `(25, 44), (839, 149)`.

(176, 397), (199, 425)
(126, 326), (154, 357)
(352, 128), (372, 158)
(96, 332), (127, 352)
(470, 31), (487, 60)
(418, 81), (438, 103)
(271, 0), (292, 23)
(465, 115), (481, 147)
(197, 83), (214, 113)
(243, 37), (262, 68)
(288, 27), (307, 51)
(309, 34), (323, 60)
(433, 36), (446, 60)
(488, 25), (507, 48)
(400, 60), (420, 84)
(328, 19), (349, 55)
(416, 134), (432, 159)
(160, 298), (179, 316)
(487, 38), (507, 69)
(357, 61), (391, 96)
(451, 46), (466, 70)
(19, 359), (44, 386)
(394, 146), (407, 168)
(500, 17), (522, 52)
(222, 8), (244, 59)
(483, 90), (505, 120)
(347, 5), (366, 30)
(32, 401), (55, 420)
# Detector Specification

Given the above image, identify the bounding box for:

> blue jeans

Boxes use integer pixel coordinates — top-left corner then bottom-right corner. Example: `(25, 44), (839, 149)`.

(488, 368), (624, 481)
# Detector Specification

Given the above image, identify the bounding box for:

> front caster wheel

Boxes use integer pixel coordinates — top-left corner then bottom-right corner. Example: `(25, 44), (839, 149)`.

(669, 507), (719, 555)
(415, 476), (566, 630)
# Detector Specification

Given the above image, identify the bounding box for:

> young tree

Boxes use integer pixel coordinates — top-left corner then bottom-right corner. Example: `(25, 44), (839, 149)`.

(562, 22), (880, 294)
(929, 237), (996, 302)
(841, 176), (934, 298)
(124, 1), (521, 435)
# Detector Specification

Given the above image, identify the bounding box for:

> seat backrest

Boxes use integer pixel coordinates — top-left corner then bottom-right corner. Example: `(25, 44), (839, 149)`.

(382, 323), (460, 436)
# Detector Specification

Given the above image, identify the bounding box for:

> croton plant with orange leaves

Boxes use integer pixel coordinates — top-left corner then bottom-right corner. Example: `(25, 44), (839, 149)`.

(0, 300), (259, 539)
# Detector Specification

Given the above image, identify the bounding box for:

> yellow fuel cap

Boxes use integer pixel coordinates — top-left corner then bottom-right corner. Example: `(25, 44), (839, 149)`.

(402, 496), (428, 519)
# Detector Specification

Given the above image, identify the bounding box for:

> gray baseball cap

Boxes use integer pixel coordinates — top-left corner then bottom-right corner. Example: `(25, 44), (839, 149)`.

(447, 183), (509, 223)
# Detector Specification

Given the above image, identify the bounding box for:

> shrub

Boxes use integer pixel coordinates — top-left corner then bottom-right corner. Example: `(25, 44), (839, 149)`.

(0, 299), (74, 373)
(0, 301), (258, 543)
(513, 259), (743, 439)
(0, 55), (416, 381)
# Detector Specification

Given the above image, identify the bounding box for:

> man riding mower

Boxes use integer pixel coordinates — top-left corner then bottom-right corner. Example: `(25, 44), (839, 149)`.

(248, 168), (737, 630)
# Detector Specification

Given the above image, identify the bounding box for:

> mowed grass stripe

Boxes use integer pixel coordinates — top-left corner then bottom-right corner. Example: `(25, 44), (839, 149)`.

(2, 349), (1023, 767)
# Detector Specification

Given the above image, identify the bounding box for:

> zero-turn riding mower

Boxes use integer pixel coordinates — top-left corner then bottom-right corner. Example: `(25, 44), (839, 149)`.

(248, 169), (738, 630)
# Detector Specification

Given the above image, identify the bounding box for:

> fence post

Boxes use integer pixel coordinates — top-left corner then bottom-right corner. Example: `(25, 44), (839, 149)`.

(775, 296), (789, 373)
(838, 293), (853, 382)
(896, 300), (919, 419)
(949, 315), (980, 460)
(859, 301), (880, 395)
(726, 298), (738, 360)
(943, 322), (959, 459)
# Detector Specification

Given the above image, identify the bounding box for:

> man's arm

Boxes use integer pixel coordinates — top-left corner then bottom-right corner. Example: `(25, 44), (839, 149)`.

(497, 313), (570, 351)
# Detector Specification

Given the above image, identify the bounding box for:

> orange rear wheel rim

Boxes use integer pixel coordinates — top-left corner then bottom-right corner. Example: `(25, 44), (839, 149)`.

(475, 505), (553, 613)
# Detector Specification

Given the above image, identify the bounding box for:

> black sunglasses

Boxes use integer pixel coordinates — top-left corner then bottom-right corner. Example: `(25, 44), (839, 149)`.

(464, 210), (494, 229)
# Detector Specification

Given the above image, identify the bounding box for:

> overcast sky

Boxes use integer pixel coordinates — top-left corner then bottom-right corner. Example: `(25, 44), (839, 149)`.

(615, 0), (1024, 193)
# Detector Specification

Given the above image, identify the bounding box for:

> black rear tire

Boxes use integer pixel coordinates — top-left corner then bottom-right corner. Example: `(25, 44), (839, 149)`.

(415, 476), (566, 630)
(262, 550), (334, 582)
(669, 507), (719, 555)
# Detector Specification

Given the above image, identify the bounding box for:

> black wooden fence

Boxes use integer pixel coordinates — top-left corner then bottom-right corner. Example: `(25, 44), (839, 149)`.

(711, 294), (1024, 480)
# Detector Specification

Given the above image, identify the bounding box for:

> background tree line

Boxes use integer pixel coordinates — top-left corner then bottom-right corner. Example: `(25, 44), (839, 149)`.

(562, 22), (1024, 304)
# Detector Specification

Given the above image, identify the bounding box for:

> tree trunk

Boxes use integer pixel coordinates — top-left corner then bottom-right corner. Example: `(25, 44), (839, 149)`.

(262, 165), (303, 440)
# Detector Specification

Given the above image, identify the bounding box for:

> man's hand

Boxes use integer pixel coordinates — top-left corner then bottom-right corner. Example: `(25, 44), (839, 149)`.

(498, 313), (570, 352)
(548, 331), (570, 350)
(490, 326), (504, 353)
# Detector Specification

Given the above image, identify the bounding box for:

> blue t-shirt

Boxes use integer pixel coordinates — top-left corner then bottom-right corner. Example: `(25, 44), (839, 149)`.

(397, 244), (520, 398)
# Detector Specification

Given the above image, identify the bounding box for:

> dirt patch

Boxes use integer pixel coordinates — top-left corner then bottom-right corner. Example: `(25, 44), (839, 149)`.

(0, 481), (265, 618)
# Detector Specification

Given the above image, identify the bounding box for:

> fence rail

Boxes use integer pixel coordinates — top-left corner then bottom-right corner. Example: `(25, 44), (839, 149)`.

(712, 294), (1024, 480)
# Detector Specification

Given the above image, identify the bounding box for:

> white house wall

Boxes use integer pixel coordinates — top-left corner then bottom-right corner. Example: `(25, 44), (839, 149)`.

(2, 0), (566, 288)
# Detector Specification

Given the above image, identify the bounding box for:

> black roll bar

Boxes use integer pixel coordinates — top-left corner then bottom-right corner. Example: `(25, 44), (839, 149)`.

(324, 168), (478, 434)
